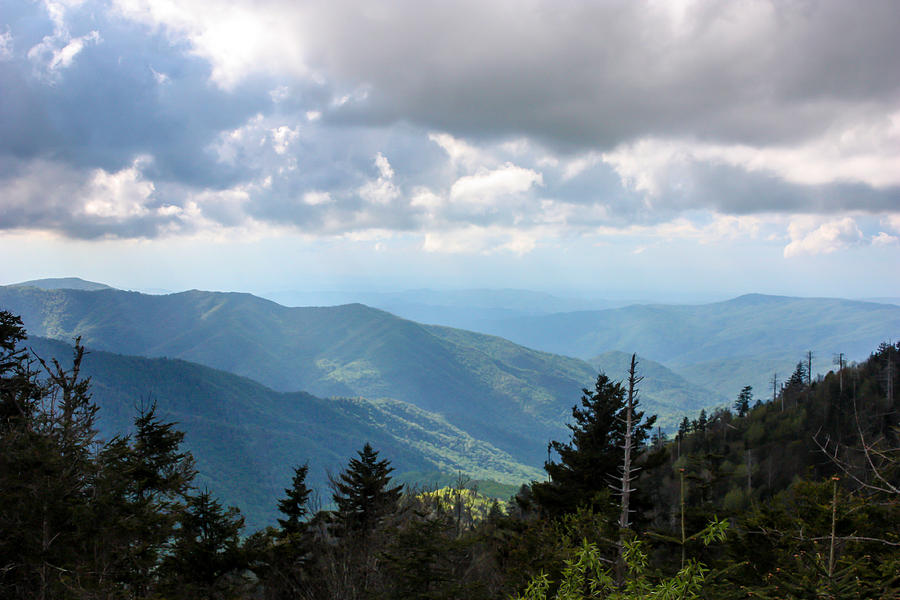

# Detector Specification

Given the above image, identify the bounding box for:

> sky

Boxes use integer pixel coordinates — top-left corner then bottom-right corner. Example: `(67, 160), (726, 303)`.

(1, 0), (898, 300)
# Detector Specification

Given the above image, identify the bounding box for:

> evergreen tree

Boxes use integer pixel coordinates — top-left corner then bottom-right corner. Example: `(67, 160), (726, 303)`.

(734, 385), (752, 418)
(332, 443), (403, 537)
(277, 463), (313, 536)
(160, 489), (248, 599)
(0, 328), (101, 599)
(532, 372), (656, 518)
(0, 311), (41, 426)
(120, 402), (197, 595)
(696, 409), (708, 433)
(263, 463), (315, 598)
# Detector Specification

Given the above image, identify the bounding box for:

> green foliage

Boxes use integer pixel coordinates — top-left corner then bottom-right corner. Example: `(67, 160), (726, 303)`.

(277, 463), (313, 535)
(514, 519), (728, 600)
(733, 385), (752, 418)
(160, 489), (249, 599)
(332, 443), (404, 537)
(532, 372), (656, 518)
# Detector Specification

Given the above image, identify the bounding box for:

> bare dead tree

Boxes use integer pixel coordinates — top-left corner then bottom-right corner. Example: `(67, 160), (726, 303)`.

(771, 372), (779, 411)
(813, 405), (899, 498)
(615, 353), (642, 586)
(833, 353), (845, 395)
(806, 350), (814, 403)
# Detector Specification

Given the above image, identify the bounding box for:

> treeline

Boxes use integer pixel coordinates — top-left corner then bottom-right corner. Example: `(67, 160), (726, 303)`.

(1, 309), (898, 599)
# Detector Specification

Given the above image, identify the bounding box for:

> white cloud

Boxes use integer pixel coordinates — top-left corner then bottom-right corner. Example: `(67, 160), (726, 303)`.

(429, 132), (491, 172)
(561, 152), (604, 181)
(302, 191), (332, 205)
(208, 114), (300, 175)
(270, 125), (298, 155)
(784, 217), (864, 258)
(81, 157), (154, 219)
(374, 152), (393, 180)
(872, 231), (899, 246)
(112, 0), (310, 89)
(449, 163), (542, 209)
(885, 214), (900, 234)
(0, 29), (13, 60)
(269, 85), (289, 102)
(603, 114), (900, 199)
(150, 66), (170, 84)
(422, 225), (539, 255)
(358, 152), (399, 204)
(28, 25), (101, 79)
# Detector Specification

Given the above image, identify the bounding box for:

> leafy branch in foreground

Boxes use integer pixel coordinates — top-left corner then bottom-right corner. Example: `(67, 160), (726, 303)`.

(514, 518), (728, 600)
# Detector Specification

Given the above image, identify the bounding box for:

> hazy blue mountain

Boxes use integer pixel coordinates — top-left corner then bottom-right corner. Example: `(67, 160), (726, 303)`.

(0, 285), (603, 464)
(25, 336), (541, 530)
(260, 288), (627, 332)
(10, 277), (114, 291)
(590, 351), (725, 428)
(478, 294), (900, 399)
(862, 297), (900, 306)
(672, 355), (809, 408)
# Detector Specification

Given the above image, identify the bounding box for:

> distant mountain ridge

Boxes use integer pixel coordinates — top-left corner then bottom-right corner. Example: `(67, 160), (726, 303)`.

(590, 351), (720, 417)
(0, 285), (605, 465)
(5, 280), (893, 463)
(478, 293), (900, 399)
(10, 277), (113, 291)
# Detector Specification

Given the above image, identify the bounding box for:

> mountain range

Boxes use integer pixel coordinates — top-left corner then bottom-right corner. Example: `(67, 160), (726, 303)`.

(3, 277), (897, 527)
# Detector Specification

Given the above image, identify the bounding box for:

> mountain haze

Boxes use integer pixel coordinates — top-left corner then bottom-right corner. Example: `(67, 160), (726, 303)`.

(479, 294), (900, 399)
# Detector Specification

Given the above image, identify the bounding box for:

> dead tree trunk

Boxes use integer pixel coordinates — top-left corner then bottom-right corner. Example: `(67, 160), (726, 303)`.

(616, 353), (642, 586)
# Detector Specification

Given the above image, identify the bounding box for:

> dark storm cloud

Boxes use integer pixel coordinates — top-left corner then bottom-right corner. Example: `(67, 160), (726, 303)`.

(306, 0), (900, 149)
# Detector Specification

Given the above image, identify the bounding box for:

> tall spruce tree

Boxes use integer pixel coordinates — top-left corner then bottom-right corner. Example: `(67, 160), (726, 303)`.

(734, 385), (752, 418)
(331, 443), (403, 537)
(160, 489), (248, 599)
(532, 372), (656, 518)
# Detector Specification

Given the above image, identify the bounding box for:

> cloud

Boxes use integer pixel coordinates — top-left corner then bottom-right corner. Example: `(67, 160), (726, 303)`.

(422, 225), (541, 255)
(429, 132), (491, 172)
(27, 0), (101, 80)
(449, 164), (542, 208)
(358, 153), (400, 205)
(885, 215), (900, 234)
(302, 191), (332, 206)
(0, 29), (13, 60)
(603, 114), (900, 195)
(783, 217), (865, 257)
(872, 231), (899, 246)
(81, 157), (155, 218)
(108, 0), (900, 150)
(0, 0), (898, 256)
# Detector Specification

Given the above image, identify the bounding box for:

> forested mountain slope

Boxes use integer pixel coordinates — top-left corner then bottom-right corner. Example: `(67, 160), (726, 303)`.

(26, 336), (540, 530)
(1, 285), (604, 463)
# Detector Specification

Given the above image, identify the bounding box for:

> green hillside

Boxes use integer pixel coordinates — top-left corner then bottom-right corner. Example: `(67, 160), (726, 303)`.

(0, 285), (604, 465)
(25, 336), (540, 530)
